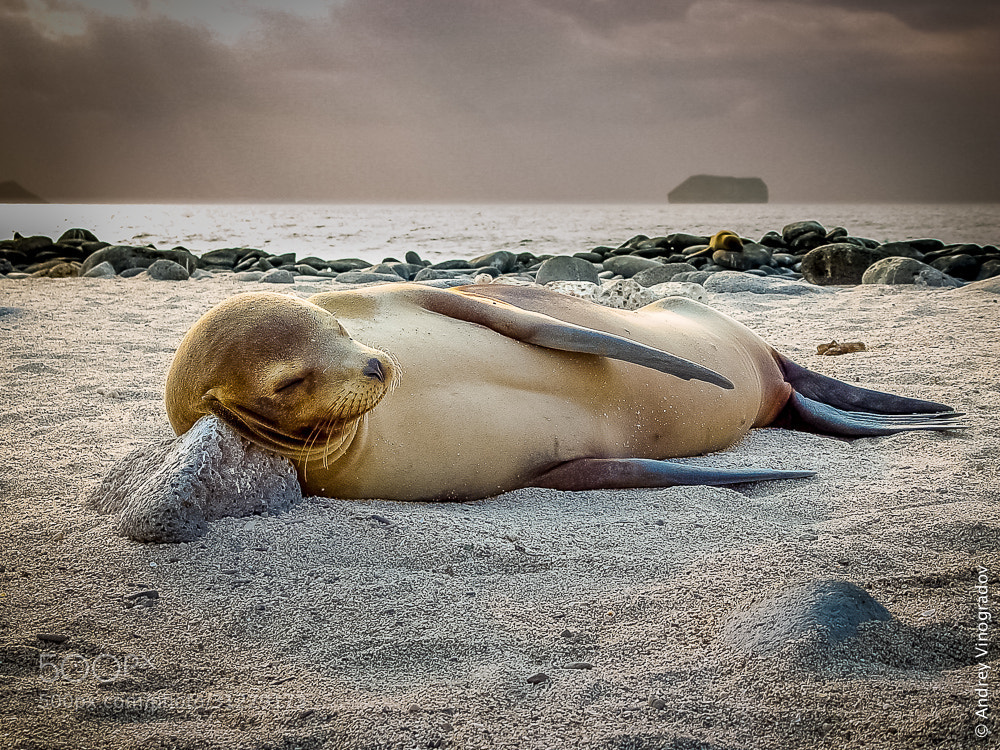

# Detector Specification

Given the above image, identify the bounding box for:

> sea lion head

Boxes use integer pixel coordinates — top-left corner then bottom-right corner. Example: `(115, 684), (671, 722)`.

(165, 292), (399, 463)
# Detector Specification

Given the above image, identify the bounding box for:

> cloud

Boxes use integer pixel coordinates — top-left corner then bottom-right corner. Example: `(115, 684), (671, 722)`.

(2, 0), (998, 201)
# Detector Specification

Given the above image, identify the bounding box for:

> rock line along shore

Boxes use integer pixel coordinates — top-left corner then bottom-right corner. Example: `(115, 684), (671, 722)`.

(2, 220), (998, 296)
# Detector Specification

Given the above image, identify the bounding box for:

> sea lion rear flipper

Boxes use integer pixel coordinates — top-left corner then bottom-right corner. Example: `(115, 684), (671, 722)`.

(775, 354), (966, 436)
(413, 287), (734, 389)
(531, 458), (815, 491)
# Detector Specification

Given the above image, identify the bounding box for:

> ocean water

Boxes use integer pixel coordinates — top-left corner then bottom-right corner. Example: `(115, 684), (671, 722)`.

(1, 203), (997, 264)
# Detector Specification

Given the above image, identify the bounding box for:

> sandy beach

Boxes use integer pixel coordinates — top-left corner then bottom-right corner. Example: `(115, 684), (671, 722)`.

(1, 274), (998, 749)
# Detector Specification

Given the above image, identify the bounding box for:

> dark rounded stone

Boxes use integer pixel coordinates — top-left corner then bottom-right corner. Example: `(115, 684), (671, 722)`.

(930, 254), (980, 281)
(404, 250), (424, 265)
(31, 261), (79, 278)
(535, 255), (600, 285)
(335, 271), (406, 284)
(976, 259), (1000, 281)
(327, 258), (373, 273)
(825, 226), (849, 242)
(268, 252), (296, 266)
(617, 234), (649, 249)
(602, 255), (661, 278)
(299, 256), (331, 270)
(924, 243), (984, 262)
(81, 245), (197, 275)
(367, 263), (406, 279)
(758, 231), (786, 249)
(800, 244), (885, 286)
(772, 253), (797, 268)
(120, 267), (146, 278)
(665, 233), (710, 251)
(632, 262), (698, 286)
(198, 248), (244, 268)
(781, 220), (826, 245)
(412, 268), (473, 282)
(0, 258), (12, 275)
(233, 257), (258, 273)
(712, 250), (758, 271)
(431, 259), (473, 271)
(470, 250), (517, 274)
(58, 228), (99, 243)
(254, 257), (275, 272)
(573, 251), (604, 263)
(875, 241), (925, 260)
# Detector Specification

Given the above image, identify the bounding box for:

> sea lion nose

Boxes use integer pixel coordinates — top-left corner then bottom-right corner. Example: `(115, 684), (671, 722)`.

(362, 357), (385, 383)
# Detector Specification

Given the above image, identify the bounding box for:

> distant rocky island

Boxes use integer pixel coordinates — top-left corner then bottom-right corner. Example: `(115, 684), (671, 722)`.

(0, 181), (47, 203)
(668, 175), (768, 204)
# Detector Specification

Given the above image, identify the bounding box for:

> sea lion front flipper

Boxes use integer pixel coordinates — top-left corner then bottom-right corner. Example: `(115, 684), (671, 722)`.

(412, 287), (734, 389)
(531, 458), (815, 491)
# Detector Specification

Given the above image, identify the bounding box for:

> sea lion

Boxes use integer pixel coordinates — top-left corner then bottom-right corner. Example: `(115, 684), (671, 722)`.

(165, 283), (963, 500)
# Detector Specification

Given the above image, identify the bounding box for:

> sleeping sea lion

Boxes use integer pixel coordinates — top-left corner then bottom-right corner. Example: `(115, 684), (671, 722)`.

(165, 283), (962, 500)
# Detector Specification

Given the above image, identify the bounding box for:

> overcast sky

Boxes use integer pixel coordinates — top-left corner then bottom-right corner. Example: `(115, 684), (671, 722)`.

(2, 0), (998, 202)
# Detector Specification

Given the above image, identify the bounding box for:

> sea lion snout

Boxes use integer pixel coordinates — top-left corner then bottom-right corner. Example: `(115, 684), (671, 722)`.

(363, 357), (385, 383)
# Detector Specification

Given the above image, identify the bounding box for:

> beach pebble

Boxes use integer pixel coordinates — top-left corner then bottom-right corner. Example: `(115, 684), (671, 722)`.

(327, 258), (373, 273)
(671, 271), (714, 285)
(87, 414), (302, 543)
(930, 254), (979, 281)
(526, 672), (550, 684)
(260, 268), (295, 284)
(535, 255), (601, 285)
(862, 257), (960, 287)
(632, 262), (697, 287)
(563, 662), (593, 670)
(602, 255), (661, 279)
(336, 271), (407, 284)
(82, 261), (116, 278)
(190, 269), (215, 280)
(235, 271), (264, 281)
(800, 244), (886, 286)
(704, 271), (828, 295)
(145, 259), (190, 281)
(470, 250), (517, 274)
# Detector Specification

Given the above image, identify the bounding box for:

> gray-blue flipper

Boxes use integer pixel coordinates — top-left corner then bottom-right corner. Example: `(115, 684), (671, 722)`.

(775, 353), (966, 436)
(787, 392), (967, 437)
(531, 458), (815, 491)
(413, 286), (735, 389)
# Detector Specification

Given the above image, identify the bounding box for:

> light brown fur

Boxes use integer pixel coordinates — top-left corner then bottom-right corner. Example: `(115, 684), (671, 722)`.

(166, 284), (791, 500)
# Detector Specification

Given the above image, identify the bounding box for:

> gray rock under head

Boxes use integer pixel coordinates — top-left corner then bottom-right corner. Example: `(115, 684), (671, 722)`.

(87, 415), (301, 543)
(721, 579), (892, 657)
